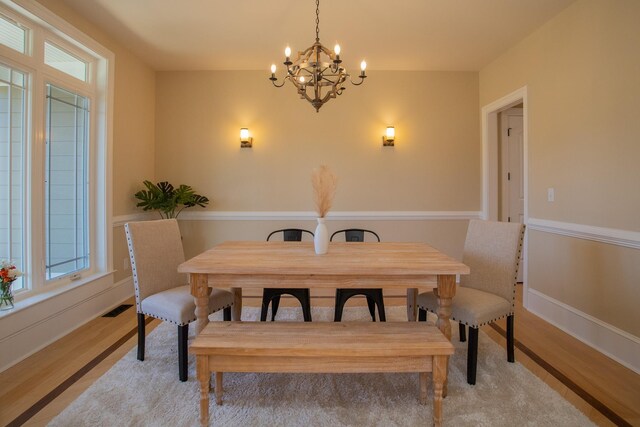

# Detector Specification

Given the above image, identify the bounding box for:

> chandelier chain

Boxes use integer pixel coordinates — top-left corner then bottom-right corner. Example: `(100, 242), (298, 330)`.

(315, 0), (320, 41)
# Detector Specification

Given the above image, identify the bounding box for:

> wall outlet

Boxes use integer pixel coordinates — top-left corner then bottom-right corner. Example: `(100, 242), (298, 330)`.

(547, 188), (555, 202)
(123, 258), (130, 271)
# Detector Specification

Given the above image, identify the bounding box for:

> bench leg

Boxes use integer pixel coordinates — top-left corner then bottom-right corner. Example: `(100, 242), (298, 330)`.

(215, 372), (223, 405)
(433, 355), (447, 427)
(197, 356), (210, 427)
(419, 372), (428, 405)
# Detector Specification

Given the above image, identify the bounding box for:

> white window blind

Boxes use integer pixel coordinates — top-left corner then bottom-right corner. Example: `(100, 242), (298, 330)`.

(44, 42), (87, 82)
(0, 13), (26, 54)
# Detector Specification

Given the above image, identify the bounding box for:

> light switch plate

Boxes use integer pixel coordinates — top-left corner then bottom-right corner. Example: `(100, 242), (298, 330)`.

(547, 188), (555, 202)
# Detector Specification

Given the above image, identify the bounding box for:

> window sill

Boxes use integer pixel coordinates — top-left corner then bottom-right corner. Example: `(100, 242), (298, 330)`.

(0, 270), (115, 319)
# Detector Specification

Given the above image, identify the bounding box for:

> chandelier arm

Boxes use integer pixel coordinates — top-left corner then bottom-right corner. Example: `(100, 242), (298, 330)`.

(271, 78), (287, 88)
(349, 75), (367, 86)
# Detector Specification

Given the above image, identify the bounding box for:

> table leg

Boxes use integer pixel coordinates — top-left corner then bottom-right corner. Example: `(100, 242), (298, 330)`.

(436, 274), (456, 398)
(433, 355), (447, 427)
(435, 275), (456, 340)
(407, 288), (418, 321)
(215, 372), (223, 405)
(231, 288), (242, 321)
(191, 273), (211, 334)
(197, 355), (210, 427)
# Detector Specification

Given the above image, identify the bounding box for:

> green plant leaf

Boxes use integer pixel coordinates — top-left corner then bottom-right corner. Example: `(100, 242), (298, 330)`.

(134, 180), (210, 218)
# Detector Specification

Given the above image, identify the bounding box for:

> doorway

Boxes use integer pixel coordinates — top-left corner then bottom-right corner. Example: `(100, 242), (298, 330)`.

(481, 87), (529, 305)
(499, 107), (524, 281)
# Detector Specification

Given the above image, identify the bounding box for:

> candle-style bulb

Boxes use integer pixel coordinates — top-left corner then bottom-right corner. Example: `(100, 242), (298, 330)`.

(285, 46), (291, 58)
(334, 44), (341, 55)
(299, 76), (305, 83)
(270, 64), (276, 74)
(360, 60), (367, 71)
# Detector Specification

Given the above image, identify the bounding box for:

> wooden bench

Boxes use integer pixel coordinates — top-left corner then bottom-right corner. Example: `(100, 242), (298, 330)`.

(190, 322), (455, 426)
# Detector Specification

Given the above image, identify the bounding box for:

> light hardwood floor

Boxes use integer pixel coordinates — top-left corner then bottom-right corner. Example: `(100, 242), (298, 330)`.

(0, 286), (638, 426)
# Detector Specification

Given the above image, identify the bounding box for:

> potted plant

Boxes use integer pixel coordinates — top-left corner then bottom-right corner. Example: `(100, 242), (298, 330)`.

(134, 180), (209, 219)
(1, 260), (22, 310)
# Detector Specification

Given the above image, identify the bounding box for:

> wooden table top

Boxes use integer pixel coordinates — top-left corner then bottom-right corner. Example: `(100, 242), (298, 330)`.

(190, 321), (455, 357)
(178, 241), (469, 277)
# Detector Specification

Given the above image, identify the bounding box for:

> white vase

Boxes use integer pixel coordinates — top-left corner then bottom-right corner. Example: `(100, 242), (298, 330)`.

(314, 217), (329, 255)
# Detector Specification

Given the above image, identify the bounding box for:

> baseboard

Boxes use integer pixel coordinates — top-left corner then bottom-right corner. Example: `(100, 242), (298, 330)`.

(527, 288), (640, 374)
(0, 277), (134, 372)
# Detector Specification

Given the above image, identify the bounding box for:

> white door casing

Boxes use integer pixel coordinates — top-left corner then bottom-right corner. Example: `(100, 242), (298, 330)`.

(481, 86), (528, 304)
(500, 108), (524, 281)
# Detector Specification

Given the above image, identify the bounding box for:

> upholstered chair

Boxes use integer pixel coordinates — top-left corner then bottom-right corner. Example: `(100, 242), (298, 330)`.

(331, 229), (386, 322)
(417, 219), (525, 385)
(261, 229), (314, 322)
(125, 219), (234, 381)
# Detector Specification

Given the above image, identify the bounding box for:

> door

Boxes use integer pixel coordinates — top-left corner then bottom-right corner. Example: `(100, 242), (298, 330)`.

(500, 108), (524, 281)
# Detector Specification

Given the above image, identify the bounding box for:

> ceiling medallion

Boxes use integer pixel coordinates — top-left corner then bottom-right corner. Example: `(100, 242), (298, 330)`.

(269, 0), (367, 112)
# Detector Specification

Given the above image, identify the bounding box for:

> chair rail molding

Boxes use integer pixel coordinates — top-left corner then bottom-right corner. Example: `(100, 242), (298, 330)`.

(173, 210), (482, 222)
(527, 217), (640, 250)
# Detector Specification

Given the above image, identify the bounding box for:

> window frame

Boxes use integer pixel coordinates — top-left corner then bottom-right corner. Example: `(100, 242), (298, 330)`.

(0, 0), (113, 304)
(0, 61), (29, 292)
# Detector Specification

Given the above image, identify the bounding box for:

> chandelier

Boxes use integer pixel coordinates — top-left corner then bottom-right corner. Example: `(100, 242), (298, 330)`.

(269, 0), (367, 112)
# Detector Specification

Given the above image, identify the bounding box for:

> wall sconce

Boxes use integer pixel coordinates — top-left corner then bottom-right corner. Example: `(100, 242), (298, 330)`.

(382, 126), (395, 146)
(240, 128), (252, 148)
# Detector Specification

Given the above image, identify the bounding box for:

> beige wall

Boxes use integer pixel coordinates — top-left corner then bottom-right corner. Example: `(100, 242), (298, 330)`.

(480, 0), (640, 335)
(38, 0), (156, 282)
(155, 70), (480, 255)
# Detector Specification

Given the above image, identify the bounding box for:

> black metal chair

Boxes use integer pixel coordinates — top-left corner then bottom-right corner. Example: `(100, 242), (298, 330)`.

(261, 229), (313, 322)
(331, 229), (386, 322)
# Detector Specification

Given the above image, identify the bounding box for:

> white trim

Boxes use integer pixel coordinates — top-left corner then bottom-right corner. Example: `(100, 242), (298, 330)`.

(112, 212), (155, 227)
(481, 86), (529, 305)
(0, 276), (133, 372)
(177, 210), (483, 221)
(528, 218), (640, 250)
(527, 288), (640, 374)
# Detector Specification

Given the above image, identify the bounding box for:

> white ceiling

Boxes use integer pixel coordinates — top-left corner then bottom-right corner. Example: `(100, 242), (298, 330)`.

(57, 0), (575, 71)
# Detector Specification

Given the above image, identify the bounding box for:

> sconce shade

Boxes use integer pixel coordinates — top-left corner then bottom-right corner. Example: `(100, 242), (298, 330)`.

(240, 128), (252, 148)
(383, 126), (395, 146)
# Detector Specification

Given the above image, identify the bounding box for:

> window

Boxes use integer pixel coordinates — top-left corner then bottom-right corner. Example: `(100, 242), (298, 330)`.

(0, 63), (25, 290)
(0, 13), (26, 54)
(45, 84), (89, 279)
(0, 1), (112, 304)
(44, 42), (87, 82)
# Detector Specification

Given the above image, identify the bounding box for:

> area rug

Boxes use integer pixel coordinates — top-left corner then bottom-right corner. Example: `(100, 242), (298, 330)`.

(48, 306), (594, 427)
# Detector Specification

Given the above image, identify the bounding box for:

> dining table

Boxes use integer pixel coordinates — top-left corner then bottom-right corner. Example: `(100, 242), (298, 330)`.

(178, 241), (469, 342)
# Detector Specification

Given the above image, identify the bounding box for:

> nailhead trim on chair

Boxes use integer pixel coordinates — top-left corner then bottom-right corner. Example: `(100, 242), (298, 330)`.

(418, 305), (514, 328)
(139, 303), (233, 327)
(124, 225), (144, 314)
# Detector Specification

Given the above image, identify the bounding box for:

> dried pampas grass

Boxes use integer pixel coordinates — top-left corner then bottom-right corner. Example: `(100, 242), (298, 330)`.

(311, 165), (338, 218)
